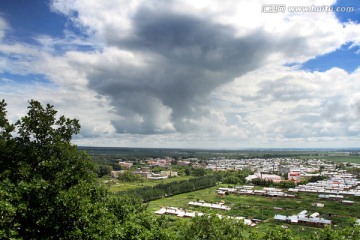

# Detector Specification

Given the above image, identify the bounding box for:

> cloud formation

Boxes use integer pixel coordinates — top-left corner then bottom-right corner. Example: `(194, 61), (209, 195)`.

(1, 0), (360, 148)
(49, 0), (360, 137)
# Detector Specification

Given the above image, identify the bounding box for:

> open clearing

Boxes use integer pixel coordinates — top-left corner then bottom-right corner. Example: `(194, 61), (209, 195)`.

(102, 175), (194, 192)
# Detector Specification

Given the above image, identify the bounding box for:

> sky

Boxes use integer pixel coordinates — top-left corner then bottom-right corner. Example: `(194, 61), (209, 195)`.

(0, 0), (360, 149)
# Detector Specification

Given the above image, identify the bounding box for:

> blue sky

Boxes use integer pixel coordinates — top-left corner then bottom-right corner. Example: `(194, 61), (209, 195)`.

(0, 0), (67, 43)
(0, 0), (360, 149)
(300, 0), (360, 73)
(302, 43), (360, 73)
(333, 0), (360, 23)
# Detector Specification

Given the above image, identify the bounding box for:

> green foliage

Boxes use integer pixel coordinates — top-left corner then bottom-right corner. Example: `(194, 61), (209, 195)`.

(1, 100), (96, 185)
(279, 181), (296, 188)
(122, 175), (218, 202)
(250, 177), (296, 189)
(0, 180), (20, 239)
(349, 167), (360, 178)
(251, 178), (274, 187)
(310, 225), (360, 240)
(0, 100), (169, 239)
(97, 164), (113, 177)
(118, 170), (144, 182)
(191, 168), (207, 176)
(185, 167), (191, 176)
(257, 227), (295, 240)
(181, 215), (247, 240)
(49, 181), (121, 239)
(307, 175), (327, 183)
(214, 169), (253, 185)
(0, 100), (15, 140)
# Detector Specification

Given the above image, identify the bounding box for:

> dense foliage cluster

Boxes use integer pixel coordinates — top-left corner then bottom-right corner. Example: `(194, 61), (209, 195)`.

(213, 169), (253, 185)
(250, 178), (296, 188)
(122, 175), (218, 202)
(0, 100), (169, 239)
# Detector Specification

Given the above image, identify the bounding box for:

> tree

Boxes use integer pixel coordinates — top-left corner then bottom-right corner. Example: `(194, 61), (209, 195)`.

(257, 227), (294, 240)
(185, 167), (191, 176)
(97, 164), (113, 177)
(1, 100), (95, 185)
(349, 167), (360, 178)
(0, 100), (14, 140)
(0, 100), (102, 238)
(182, 214), (247, 240)
(192, 167), (206, 177)
(0, 100), (168, 239)
(118, 170), (143, 182)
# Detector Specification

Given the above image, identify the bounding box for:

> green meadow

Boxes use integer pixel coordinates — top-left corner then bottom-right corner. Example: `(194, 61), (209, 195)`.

(101, 175), (194, 192)
(147, 185), (360, 237)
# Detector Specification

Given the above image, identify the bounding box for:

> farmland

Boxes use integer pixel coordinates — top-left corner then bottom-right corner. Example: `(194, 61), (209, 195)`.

(92, 147), (360, 237)
(147, 184), (360, 237)
(101, 175), (194, 192)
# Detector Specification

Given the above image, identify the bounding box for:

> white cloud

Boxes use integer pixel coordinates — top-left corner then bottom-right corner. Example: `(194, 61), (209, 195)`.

(211, 65), (360, 147)
(1, 1), (360, 148)
(0, 17), (7, 40)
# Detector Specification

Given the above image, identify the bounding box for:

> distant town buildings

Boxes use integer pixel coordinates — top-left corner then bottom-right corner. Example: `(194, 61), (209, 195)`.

(147, 157), (172, 167)
(274, 210), (331, 228)
(112, 155), (360, 230)
(155, 206), (255, 226)
(288, 177), (360, 196)
(217, 186), (296, 198)
(119, 161), (133, 169)
(177, 160), (191, 166)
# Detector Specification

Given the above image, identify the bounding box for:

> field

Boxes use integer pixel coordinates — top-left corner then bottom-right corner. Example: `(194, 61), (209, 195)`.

(147, 185), (360, 237)
(101, 175), (194, 192)
(299, 152), (360, 164)
(83, 146), (360, 163)
(91, 147), (360, 237)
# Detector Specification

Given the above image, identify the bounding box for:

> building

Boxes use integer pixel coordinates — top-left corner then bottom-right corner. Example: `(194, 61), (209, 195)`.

(256, 172), (282, 182)
(288, 172), (301, 182)
(274, 211), (331, 228)
(119, 161), (133, 169)
(160, 170), (178, 177)
(111, 170), (122, 178)
(177, 160), (191, 166)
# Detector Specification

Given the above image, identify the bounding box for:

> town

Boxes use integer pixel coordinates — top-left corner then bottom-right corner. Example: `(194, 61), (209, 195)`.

(107, 155), (360, 232)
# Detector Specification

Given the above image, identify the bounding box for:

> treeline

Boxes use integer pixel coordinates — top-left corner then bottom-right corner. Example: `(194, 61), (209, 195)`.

(213, 169), (253, 185)
(121, 175), (218, 202)
(251, 178), (297, 188)
(250, 175), (328, 188)
(119, 169), (253, 202)
(307, 175), (327, 183)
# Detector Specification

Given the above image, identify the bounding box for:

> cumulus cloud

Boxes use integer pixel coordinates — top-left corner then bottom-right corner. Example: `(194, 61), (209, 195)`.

(1, 0), (360, 148)
(214, 65), (360, 146)
(0, 17), (7, 40)
(47, 0), (360, 138)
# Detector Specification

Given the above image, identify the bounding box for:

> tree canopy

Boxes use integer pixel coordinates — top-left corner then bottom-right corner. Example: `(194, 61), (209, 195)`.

(0, 100), (168, 239)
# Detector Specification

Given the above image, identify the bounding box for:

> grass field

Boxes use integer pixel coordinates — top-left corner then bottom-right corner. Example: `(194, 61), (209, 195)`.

(300, 155), (360, 163)
(147, 185), (360, 237)
(101, 175), (194, 193)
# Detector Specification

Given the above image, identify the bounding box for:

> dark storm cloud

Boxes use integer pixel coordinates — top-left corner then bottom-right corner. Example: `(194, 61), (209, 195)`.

(127, 9), (266, 71)
(84, 7), (305, 134)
